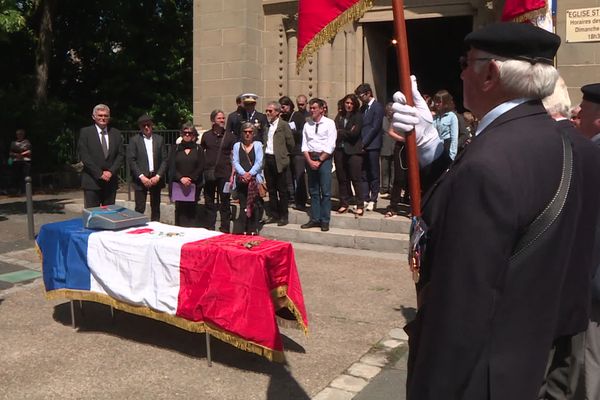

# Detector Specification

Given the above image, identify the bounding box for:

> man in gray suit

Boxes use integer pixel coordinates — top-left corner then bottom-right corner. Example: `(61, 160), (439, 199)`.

(78, 104), (124, 208)
(127, 114), (168, 221)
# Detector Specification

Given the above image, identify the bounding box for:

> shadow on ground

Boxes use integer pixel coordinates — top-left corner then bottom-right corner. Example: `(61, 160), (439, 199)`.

(53, 301), (310, 400)
(0, 198), (73, 215)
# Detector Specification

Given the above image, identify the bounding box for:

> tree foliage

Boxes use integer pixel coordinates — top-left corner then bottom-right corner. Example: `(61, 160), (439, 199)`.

(0, 0), (192, 170)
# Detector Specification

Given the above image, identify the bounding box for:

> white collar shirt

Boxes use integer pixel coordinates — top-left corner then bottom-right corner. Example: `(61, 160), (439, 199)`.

(96, 124), (109, 148)
(266, 118), (278, 155)
(475, 98), (530, 136)
(143, 134), (155, 173)
(301, 116), (337, 155)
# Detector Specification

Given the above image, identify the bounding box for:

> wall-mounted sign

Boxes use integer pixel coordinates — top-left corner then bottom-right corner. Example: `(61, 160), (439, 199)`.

(566, 7), (600, 43)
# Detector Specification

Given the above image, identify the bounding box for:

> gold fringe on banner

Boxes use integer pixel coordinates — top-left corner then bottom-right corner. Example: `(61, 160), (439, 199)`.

(270, 285), (309, 335)
(45, 289), (285, 363)
(297, 0), (374, 74)
(510, 4), (547, 23)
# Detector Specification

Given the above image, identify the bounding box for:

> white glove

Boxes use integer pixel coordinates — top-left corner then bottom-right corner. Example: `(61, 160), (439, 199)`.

(392, 76), (443, 167)
(392, 75), (433, 133)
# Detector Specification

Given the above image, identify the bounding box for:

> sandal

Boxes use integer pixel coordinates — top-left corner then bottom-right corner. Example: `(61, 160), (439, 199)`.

(337, 206), (348, 214)
(355, 208), (364, 218)
(384, 210), (397, 218)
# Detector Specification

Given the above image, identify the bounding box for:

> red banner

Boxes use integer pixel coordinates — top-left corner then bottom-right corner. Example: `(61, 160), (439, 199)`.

(501, 0), (547, 22)
(297, 0), (373, 72)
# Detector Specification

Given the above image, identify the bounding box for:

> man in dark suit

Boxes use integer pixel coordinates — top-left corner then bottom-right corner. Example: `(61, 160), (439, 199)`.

(225, 94), (244, 139)
(126, 114), (168, 221)
(262, 101), (294, 226)
(355, 83), (384, 211)
(392, 23), (600, 400)
(78, 104), (124, 208)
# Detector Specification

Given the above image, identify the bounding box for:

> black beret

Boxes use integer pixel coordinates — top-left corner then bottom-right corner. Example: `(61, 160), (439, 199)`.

(464, 22), (560, 65)
(581, 83), (600, 104)
(137, 114), (153, 124)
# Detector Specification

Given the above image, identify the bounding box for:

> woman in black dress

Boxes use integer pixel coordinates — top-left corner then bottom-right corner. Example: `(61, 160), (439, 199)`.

(169, 123), (204, 227)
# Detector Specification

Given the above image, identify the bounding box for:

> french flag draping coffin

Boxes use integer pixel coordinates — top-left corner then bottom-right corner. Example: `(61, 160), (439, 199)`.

(36, 219), (308, 361)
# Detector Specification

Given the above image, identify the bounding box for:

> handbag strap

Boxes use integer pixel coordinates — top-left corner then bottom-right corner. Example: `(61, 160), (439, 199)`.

(510, 127), (573, 263)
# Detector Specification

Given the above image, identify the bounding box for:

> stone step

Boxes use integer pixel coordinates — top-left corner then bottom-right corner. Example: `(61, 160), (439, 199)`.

(260, 223), (409, 254)
(64, 198), (410, 254)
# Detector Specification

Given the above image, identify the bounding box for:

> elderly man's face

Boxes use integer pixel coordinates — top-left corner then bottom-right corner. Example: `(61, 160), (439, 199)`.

(578, 100), (600, 138)
(93, 108), (110, 129)
(296, 96), (307, 112)
(460, 49), (490, 118)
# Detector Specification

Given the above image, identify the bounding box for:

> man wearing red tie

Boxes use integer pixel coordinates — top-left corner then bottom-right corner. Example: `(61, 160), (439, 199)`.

(77, 104), (124, 208)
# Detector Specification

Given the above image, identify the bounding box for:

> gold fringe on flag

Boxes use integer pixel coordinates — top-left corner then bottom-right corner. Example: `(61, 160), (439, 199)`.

(45, 289), (285, 363)
(510, 3), (548, 23)
(297, 0), (374, 74)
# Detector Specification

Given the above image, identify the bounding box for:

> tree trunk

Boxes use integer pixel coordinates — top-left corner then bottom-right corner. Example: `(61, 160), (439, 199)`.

(34, 0), (55, 107)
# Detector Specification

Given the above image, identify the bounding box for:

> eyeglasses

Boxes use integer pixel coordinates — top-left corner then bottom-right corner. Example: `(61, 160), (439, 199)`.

(265, 109), (276, 113)
(182, 131), (194, 136)
(243, 129), (254, 133)
(141, 123), (152, 127)
(459, 56), (495, 71)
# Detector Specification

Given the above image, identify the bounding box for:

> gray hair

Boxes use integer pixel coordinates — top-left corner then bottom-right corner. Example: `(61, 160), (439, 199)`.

(92, 104), (110, 116)
(267, 101), (281, 112)
(240, 121), (256, 133)
(542, 76), (571, 119)
(474, 50), (559, 99)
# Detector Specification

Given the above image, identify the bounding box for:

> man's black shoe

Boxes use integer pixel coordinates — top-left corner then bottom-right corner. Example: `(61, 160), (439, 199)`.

(320, 223), (330, 232)
(301, 220), (321, 229)
(263, 217), (278, 225)
(277, 219), (288, 226)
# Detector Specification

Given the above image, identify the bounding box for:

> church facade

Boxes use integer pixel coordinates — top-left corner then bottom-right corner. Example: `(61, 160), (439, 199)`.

(192, 0), (599, 127)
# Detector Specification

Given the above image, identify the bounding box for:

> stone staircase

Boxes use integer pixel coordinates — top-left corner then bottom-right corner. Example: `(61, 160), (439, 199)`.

(63, 192), (411, 255)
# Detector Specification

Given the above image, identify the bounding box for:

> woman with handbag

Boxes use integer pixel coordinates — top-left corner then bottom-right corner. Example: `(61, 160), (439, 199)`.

(231, 122), (265, 235)
(169, 123), (205, 227)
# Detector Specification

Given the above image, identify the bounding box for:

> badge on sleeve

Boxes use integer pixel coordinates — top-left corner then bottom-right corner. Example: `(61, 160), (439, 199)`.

(409, 216), (428, 283)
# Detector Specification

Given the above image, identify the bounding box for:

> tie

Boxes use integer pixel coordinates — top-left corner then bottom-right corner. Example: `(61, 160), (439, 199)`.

(100, 129), (109, 158)
(315, 122), (319, 134)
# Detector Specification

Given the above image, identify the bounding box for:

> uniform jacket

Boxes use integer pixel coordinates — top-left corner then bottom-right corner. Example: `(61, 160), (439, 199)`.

(359, 99), (384, 150)
(78, 125), (124, 190)
(263, 118), (294, 173)
(127, 132), (168, 190)
(406, 100), (600, 400)
(242, 110), (269, 143)
(335, 112), (363, 155)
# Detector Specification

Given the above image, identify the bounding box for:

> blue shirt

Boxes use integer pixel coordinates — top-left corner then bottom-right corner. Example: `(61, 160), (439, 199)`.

(433, 111), (459, 160)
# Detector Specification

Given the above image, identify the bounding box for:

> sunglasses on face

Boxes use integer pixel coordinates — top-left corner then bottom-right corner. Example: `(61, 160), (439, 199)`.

(458, 56), (495, 71)
(182, 132), (194, 136)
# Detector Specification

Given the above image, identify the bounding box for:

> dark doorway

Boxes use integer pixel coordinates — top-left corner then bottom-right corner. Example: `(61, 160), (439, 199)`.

(368, 16), (473, 112)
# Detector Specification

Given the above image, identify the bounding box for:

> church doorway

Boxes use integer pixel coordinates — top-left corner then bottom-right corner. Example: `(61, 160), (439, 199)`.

(364, 15), (473, 112)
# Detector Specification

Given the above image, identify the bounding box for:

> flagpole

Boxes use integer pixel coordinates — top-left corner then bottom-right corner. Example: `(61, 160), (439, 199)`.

(391, 0), (421, 217)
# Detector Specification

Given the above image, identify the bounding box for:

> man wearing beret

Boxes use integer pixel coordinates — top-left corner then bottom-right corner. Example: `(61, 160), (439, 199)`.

(126, 114), (168, 221)
(392, 23), (600, 400)
(564, 83), (600, 400)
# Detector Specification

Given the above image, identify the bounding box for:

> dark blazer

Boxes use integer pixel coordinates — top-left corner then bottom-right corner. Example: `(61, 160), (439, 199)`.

(78, 125), (124, 190)
(127, 132), (168, 190)
(359, 99), (384, 150)
(263, 118), (294, 173)
(335, 112), (363, 155)
(226, 106), (244, 138)
(406, 101), (600, 400)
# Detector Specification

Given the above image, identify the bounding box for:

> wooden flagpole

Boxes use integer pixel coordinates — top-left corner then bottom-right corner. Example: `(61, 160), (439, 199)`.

(391, 0), (421, 217)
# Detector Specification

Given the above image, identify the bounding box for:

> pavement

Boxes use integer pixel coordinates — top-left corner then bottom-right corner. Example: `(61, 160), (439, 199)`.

(0, 190), (414, 399)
